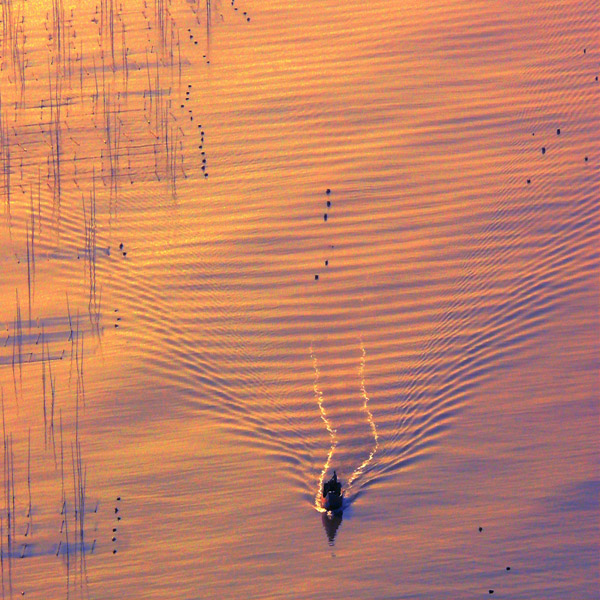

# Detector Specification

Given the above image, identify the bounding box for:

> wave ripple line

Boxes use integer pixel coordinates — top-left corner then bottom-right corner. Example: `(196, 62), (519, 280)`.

(347, 339), (379, 489)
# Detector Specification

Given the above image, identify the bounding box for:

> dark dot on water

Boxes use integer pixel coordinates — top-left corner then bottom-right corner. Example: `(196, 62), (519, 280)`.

(489, 591), (494, 595)
(122, 252), (127, 256)
(541, 147), (546, 154)
(204, 173), (208, 178)
(113, 549), (117, 554)
(247, 17), (250, 21)
(117, 516), (121, 520)
(180, 104), (184, 108)
(557, 128), (561, 135)
(115, 324), (118, 328)
(506, 567), (511, 571)
(117, 497), (121, 501)
(479, 527), (483, 532)
(115, 508), (119, 514)
(583, 48), (586, 53)
(324, 214), (328, 221)
(195, 41), (198, 45)
(315, 275), (319, 280)
(113, 528), (117, 532)
(585, 156), (588, 162)
(325, 260), (328, 266)
(188, 84), (192, 88)
(527, 179), (531, 184)
(119, 243), (123, 249)
(327, 200), (331, 207)
(596, 76), (598, 81)
(112, 537), (116, 542)
(326, 188), (331, 195)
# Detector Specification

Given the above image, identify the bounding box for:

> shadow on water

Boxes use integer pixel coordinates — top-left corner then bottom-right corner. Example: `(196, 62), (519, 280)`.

(321, 511), (343, 546)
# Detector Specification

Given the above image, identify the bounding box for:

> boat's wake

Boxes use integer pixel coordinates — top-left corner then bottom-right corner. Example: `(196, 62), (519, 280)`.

(310, 344), (337, 513)
(311, 339), (378, 512)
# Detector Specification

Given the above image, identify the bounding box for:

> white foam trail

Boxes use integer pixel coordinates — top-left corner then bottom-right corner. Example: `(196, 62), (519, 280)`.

(310, 344), (337, 512)
(347, 339), (379, 489)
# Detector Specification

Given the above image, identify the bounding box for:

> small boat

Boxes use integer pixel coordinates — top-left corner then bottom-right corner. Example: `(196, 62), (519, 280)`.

(321, 471), (343, 512)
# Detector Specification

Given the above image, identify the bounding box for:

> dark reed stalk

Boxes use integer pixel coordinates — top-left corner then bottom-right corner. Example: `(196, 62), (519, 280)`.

(26, 222), (31, 328)
(26, 429), (32, 530)
(30, 191), (36, 302)
(10, 434), (16, 544)
(42, 326), (47, 448)
(1, 516), (4, 598)
(47, 335), (56, 467)
(59, 411), (70, 571)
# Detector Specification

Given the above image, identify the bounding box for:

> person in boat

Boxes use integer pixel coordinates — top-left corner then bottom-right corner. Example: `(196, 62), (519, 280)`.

(323, 471), (341, 498)
(331, 471), (341, 495)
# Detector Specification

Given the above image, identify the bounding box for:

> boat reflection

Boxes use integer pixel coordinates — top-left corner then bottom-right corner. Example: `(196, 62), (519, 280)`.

(321, 511), (343, 546)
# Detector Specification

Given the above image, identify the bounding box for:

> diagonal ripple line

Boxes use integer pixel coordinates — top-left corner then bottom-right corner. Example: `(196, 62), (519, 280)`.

(310, 343), (337, 512)
(347, 339), (379, 490)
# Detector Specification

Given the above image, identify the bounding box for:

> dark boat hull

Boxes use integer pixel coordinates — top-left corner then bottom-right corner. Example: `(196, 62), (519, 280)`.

(322, 491), (343, 512)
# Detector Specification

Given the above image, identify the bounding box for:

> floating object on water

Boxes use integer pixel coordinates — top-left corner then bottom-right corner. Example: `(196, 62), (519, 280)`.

(321, 471), (343, 513)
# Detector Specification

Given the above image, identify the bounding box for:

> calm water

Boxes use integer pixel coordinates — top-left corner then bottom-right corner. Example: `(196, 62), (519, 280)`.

(0, 0), (598, 598)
